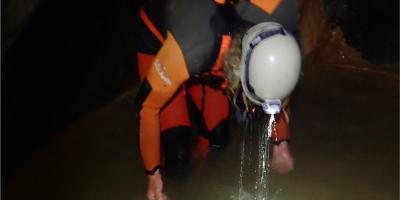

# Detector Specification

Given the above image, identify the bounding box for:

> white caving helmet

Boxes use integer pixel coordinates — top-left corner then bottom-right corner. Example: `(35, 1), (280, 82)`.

(240, 22), (301, 114)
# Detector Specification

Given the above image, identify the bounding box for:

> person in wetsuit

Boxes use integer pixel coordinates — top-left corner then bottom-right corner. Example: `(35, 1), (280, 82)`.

(135, 0), (298, 199)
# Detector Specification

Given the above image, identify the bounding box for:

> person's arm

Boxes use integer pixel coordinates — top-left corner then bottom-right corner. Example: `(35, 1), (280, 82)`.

(136, 31), (190, 200)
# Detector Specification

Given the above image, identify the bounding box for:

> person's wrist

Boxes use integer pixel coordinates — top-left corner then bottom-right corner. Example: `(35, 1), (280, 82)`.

(147, 170), (161, 181)
(273, 139), (290, 145)
(146, 165), (162, 176)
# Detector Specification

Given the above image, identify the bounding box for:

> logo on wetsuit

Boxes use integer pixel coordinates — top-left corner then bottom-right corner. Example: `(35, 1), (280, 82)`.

(154, 59), (172, 86)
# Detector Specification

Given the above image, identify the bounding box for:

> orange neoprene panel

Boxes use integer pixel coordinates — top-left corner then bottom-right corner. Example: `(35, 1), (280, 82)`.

(211, 35), (232, 72)
(250, 0), (282, 14)
(159, 88), (191, 131)
(273, 105), (290, 142)
(137, 52), (191, 132)
(214, 0), (226, 5)
(137, 52), (154, 82)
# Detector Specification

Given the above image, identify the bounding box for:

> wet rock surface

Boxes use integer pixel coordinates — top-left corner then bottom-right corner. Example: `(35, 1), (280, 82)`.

(300, 0), (398, 69)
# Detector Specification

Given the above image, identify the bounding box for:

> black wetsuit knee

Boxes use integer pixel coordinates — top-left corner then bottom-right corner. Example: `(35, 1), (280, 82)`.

(161, 126), (193, 179)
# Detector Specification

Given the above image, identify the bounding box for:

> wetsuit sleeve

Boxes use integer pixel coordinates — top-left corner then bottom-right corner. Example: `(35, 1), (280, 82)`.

(138, 31), (190, 173)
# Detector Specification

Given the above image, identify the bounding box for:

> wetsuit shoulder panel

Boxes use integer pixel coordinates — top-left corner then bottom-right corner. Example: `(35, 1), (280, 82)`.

(234, 0), (298, 33)
(272, 0), (299, 33)
(164, 0), (225, 75)
(234, 0), (276, 25)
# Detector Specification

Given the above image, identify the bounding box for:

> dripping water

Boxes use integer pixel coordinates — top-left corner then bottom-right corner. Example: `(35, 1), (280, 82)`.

(234, 110), (279, 200)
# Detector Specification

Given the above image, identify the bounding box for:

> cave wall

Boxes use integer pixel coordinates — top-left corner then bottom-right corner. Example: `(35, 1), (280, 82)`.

(2, 0), (43, 51)
(2, 0), (140, 184)
(299, 0), (399, 70)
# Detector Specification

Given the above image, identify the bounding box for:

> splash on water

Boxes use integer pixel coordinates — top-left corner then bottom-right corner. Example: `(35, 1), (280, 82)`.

(233, 111), (280, 200)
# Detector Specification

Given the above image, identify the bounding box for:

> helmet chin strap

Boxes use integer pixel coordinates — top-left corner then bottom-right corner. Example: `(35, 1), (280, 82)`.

(261, 99), (281, 138)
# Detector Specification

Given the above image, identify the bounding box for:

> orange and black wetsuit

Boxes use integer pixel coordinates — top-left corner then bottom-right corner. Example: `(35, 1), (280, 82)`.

(135, 0), (298, 175)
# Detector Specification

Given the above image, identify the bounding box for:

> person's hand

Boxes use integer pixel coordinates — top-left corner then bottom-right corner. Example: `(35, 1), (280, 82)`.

(271, 141), (294, 173)
(146, 170), (168, 200)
